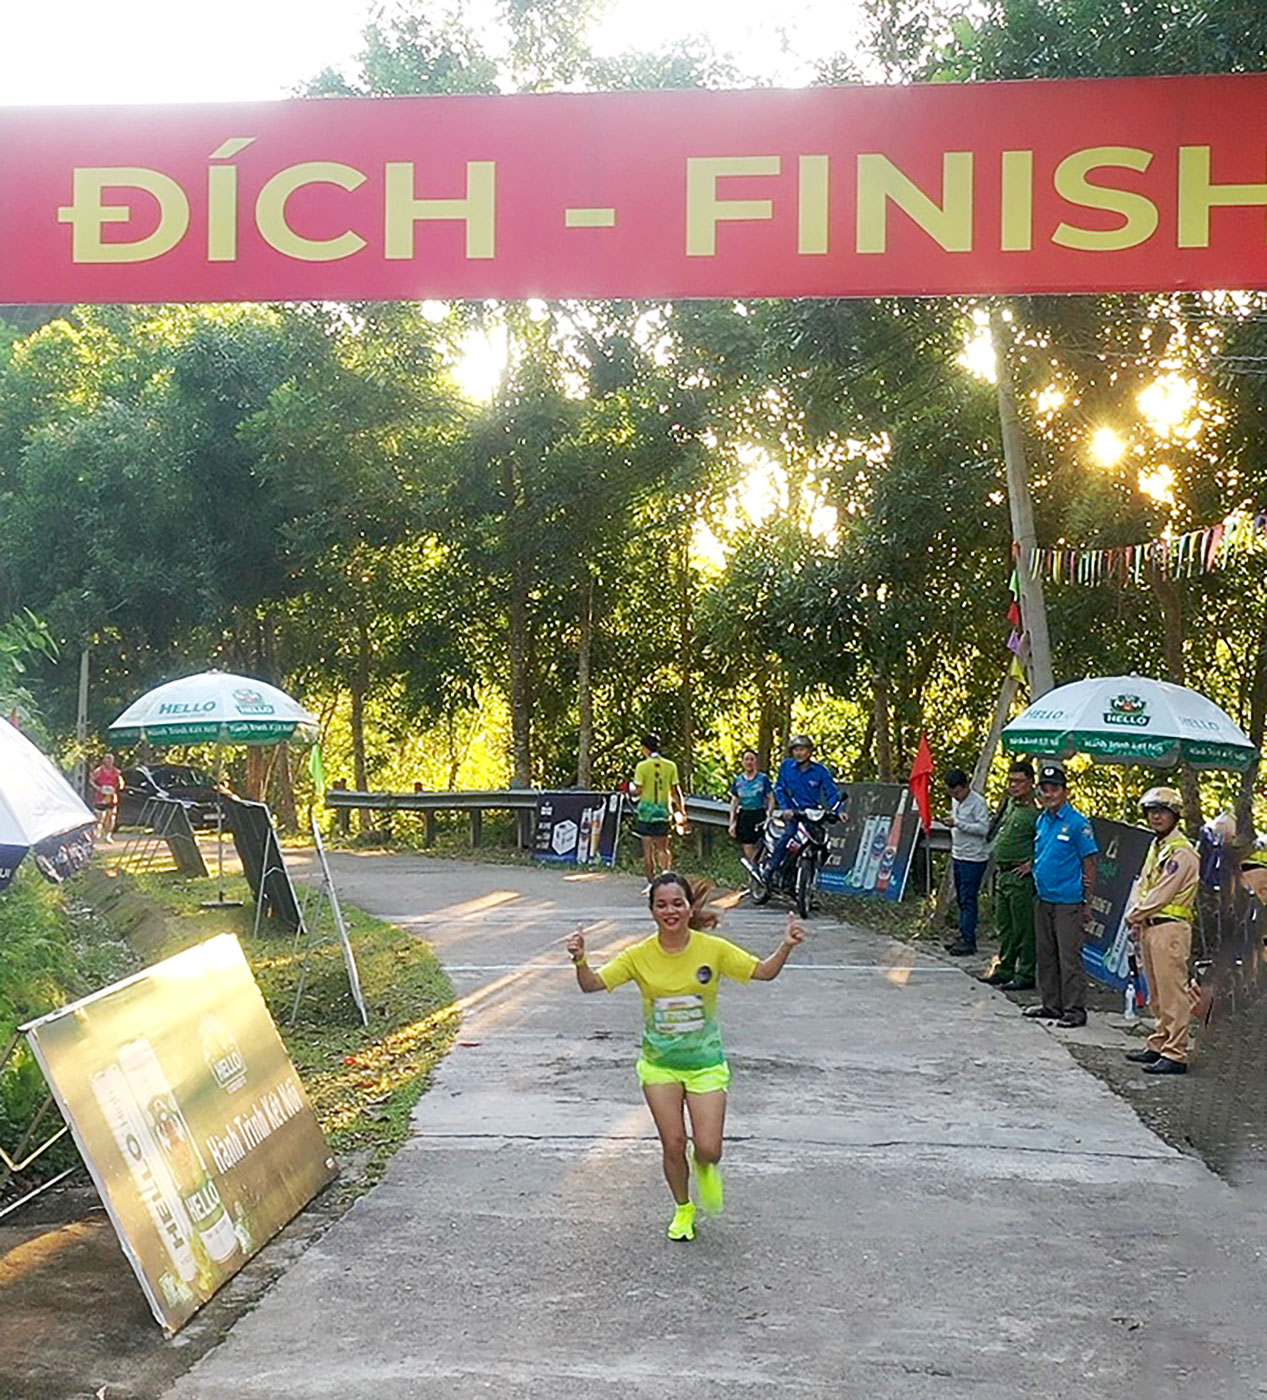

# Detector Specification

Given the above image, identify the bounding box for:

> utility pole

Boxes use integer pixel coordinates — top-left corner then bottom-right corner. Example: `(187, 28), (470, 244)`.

(75, 645), (90, 797)
(991, 304), (1055, 699)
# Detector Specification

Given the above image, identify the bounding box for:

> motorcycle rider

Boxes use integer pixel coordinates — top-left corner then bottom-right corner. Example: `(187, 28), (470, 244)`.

(762, 736), (843, 883)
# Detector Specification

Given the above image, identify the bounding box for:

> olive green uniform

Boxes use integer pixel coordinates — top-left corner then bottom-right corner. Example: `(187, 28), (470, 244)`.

(992, 796), (1039, 983)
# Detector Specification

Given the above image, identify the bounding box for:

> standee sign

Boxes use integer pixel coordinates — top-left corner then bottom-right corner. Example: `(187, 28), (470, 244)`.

(23, 934), (336, 1332)
(4, 74), (1267, 304)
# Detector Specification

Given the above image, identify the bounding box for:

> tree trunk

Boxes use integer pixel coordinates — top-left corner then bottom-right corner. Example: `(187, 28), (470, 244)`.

(349, 621), (371, 831)
(1236, 615), (1267, 838)
(446, 705), (483, 791)
(576, 572), (595, 787)
(675, 523), (695, 792)
(258, 608), (278, 683)
(873, 671), (893, 783)
(244, 748), (267, 801)
(445, 713), (460, 791)
(756, 675), (777, 774)
(857, 710), (877, 780)
(507, 579), (533, 786)
(271, 742), (298, 830)
(1152, 568), (1204, 833)
(504, 458), (534, 787)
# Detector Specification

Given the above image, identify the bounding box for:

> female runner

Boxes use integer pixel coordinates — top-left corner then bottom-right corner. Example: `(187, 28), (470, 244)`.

(565, 871), (805, 1241)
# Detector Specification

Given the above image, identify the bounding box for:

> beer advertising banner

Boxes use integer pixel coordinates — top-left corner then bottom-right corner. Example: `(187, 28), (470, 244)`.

(23, 935), (336, 1332)
(532, 791), (621, 867)
(6, 74), (1267, 305)
(818, 783), (921, 902)
(1085, 817), (1154, 991)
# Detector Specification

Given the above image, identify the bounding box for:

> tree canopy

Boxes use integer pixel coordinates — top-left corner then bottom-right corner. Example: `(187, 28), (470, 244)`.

(4, 0), (1267, 824)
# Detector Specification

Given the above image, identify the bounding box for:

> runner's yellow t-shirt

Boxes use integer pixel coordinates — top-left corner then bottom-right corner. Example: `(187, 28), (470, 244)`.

(598, 929), (759, 1070)
(633, 756), (678, 824)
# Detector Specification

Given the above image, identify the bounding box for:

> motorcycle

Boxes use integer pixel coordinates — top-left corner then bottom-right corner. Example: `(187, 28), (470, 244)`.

(745, 807), (840, 919)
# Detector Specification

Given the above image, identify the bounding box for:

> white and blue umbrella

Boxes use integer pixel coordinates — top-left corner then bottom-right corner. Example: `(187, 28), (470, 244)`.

(0, 719), (96, 891)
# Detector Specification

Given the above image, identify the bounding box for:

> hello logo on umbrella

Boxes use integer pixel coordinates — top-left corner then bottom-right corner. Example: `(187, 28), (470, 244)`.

(1104, 693), (1150, 727)
(232, 688), (275, 716)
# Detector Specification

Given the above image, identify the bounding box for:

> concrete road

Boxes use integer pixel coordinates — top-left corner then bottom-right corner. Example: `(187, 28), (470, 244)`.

(165, 855), (1267, 1399)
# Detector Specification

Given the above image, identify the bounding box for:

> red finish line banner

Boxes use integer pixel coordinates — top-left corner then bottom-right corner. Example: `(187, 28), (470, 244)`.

(4, 75), (1267, 305)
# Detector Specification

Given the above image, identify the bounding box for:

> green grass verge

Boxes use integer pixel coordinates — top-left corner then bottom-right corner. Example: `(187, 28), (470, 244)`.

(71, 865), (458, 1195)
(0, 869), (143, 1175)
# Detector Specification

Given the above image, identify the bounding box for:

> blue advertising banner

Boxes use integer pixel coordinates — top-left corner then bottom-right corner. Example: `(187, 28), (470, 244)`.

(818, 783), (920, 902)
(1084, 816), (1154, 990)
(531, 791), (621, 867)
(0, 843), (24, 890)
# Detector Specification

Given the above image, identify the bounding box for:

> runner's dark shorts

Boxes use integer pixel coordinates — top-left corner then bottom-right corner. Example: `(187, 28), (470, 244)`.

(633, 819), (670, 838)
(734, 809), (766, 845)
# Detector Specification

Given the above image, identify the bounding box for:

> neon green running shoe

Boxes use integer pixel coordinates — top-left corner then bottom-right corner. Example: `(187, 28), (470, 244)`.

(667, 1202), (696, 1241)
(695, 1159), (724, 1217)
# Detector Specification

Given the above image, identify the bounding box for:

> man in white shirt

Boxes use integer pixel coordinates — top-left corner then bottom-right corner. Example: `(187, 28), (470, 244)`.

(943, 767), (990, 956)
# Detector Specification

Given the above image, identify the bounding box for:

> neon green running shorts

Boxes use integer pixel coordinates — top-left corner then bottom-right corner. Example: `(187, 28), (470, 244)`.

(636, 1058), (731, 1094)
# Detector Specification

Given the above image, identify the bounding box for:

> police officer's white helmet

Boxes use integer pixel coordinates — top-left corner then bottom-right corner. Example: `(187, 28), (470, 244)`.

(1139, 786), (1183, 816)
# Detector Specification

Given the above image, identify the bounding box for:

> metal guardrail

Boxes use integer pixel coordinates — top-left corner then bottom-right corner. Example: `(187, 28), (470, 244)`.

(325, 788), (539, 813)
(322, 787), (950, 852)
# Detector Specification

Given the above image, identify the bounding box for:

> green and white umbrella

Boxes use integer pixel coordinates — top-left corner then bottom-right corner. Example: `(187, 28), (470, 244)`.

(108, 670), (318, 906)
(1003, 676), (1257, 772)
(108, 671), (318, 747)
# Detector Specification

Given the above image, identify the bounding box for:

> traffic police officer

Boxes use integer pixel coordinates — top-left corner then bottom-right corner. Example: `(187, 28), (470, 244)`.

(1124, 786), (1199, 1076)
(1239, 840), (1267, 904)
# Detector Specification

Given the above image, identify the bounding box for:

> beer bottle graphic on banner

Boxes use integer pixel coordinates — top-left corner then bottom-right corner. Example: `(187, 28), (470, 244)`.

(875, 791), (909, 896)
(577, 806), (593, 864)
(847, 815), (879, 889)
(860, 814), (889, 890)
(117, 1037), (240, 1265)
(90, 1062), (200, 1288)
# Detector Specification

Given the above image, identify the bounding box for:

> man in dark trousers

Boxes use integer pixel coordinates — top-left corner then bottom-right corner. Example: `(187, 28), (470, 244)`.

(942, 767), (990, 956)
(1023, 764), (1099, 1029)
(979, 759), (1039, 990)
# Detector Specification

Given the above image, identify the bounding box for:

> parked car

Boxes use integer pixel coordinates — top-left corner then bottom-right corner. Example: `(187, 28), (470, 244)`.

(117, 764), (224, 830)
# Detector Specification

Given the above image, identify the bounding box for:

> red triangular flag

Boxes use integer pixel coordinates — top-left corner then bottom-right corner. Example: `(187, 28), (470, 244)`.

(908, 732), (935, 834)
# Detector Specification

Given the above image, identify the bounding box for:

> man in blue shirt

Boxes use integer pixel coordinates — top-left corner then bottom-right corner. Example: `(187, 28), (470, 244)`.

(763, 735), (842, 880)
(1023, 763), (1099, 1029)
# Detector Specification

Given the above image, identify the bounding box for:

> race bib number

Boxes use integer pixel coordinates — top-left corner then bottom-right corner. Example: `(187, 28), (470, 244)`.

(652, 995), (705, 1035)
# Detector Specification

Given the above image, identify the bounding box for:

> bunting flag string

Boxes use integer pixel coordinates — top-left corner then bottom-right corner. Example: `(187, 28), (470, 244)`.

(1005, 566), (1030, 688)
(1019, 507), (1267, 586)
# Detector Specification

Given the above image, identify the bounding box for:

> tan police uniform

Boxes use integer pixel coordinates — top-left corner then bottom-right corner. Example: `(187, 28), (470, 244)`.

(1239, 843), (1267, 904)
(1126, 827), (1200, 1064)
